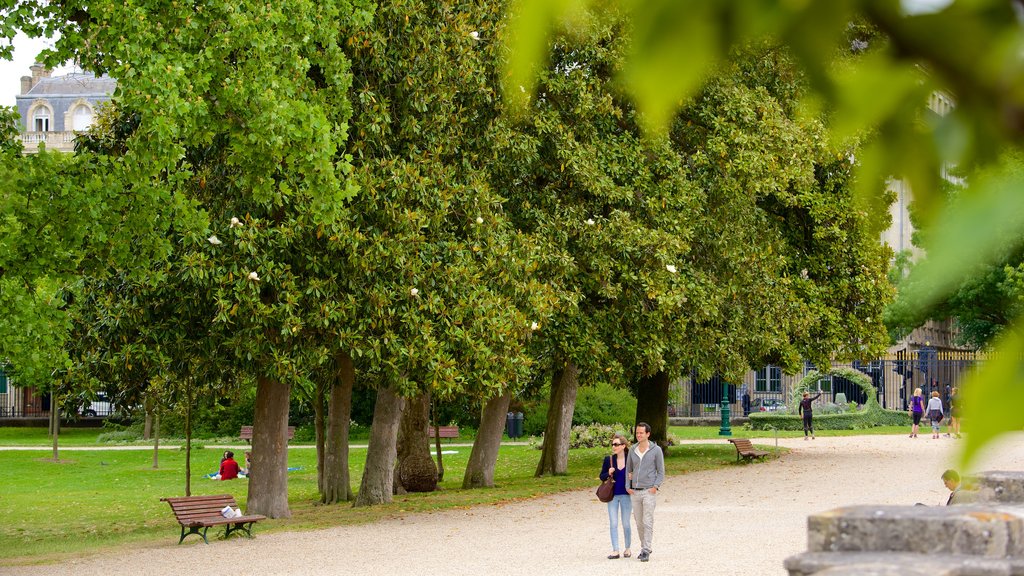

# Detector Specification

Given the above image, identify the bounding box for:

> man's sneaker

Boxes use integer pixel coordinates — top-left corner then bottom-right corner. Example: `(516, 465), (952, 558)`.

(639, 551), (650, 562)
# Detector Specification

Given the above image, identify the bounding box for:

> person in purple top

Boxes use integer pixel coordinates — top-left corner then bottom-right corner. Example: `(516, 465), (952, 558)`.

(599, 433), (632, 559)
(909, 387), (925, 438)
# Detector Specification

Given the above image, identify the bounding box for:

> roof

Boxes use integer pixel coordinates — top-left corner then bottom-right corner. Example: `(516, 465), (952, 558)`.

(23, 72), (116, 97)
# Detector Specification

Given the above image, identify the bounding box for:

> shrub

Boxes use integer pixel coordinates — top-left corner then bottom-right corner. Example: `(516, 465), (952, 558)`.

(523, 381), (637, 437)
(531, 422), (631, 450)
(96, 430), (142, 444)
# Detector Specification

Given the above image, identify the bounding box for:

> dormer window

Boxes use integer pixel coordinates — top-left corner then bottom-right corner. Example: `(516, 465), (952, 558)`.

(33, 109), (50, 132)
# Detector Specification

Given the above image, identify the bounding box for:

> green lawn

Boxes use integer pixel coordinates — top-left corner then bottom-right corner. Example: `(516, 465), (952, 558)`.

(0, 429), (757, 565)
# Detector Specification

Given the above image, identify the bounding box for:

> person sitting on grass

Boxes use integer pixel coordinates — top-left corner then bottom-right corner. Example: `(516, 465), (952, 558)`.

(220, 450), (240, 481)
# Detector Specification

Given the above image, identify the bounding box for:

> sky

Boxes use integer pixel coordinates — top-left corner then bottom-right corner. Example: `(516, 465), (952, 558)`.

(0, 33), (73, 107)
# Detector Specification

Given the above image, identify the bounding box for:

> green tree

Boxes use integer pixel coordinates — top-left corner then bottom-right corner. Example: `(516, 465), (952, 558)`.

(340, 0), (556, 503)
(507, 0), (1024, 470)
(885, 154), (1024, 350)
(12, 0), (375, 518)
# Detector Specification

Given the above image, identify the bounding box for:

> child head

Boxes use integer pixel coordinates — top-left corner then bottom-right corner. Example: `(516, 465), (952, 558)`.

(931, 391), (940, 398)
(225, 450), (234, 460)
(802, 392), (809, 398)
(914, 387), (922, 397)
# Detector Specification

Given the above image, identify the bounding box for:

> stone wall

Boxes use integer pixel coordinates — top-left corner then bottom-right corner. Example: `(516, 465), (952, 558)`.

(785, 471), (1024, 575)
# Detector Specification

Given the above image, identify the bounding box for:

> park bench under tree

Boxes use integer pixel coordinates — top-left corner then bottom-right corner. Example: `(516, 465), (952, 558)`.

(239, 425), (295, 443)
(727, 438), (769, 462)
(427, 425), (459, 441)
(161, 494), (266, 544)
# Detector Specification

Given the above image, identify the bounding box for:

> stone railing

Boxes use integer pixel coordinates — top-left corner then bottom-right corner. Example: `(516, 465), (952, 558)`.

(20, 131), (78, 153)
(785, 471), (1024, 575)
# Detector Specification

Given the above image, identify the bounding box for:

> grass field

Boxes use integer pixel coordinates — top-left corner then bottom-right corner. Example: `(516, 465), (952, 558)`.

(0, 427), (767, 565)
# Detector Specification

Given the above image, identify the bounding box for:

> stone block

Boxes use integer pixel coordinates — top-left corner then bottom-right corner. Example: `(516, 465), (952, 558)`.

(976, 472), (1024, 505)
(784, 551), (1023, 576)
(807, 505), (1024, 557)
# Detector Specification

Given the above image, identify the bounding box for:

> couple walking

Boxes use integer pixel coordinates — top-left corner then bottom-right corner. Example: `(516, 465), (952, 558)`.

(598, 422), (665, 563)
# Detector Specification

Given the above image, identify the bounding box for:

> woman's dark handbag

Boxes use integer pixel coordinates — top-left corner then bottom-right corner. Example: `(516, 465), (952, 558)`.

(596, 456), (615, 502)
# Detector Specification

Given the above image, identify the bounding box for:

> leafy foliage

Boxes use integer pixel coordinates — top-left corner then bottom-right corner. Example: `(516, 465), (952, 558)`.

(505, 0), (1024, 469)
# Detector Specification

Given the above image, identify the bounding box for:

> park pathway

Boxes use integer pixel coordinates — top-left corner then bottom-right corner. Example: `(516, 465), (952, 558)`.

(5, 433), (1023, 576)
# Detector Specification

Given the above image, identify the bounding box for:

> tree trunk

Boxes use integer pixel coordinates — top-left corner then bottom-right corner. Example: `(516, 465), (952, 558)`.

(354, 383), (405, 507)
(247, 375), (292, 518)
(313, 378), (326, 494)
(394, 391), (437, 494)
(184, 383), (192, 497)
(50, 391), (59, 462)
(432, 400), (443, 482)
(152, 410), (160, 469)
(321, 351), (354, 504)
(535, 361), (579, 477)
(635, 370), (671, 449)
(463, 392), (511, 488)
(143, 396), (154, 440)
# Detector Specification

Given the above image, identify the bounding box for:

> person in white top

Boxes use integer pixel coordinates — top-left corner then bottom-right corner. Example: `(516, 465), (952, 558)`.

(926, 391), (944, 439)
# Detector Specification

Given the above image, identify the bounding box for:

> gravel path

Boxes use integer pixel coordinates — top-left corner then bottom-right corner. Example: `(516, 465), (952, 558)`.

(6, 432), (1023, 576)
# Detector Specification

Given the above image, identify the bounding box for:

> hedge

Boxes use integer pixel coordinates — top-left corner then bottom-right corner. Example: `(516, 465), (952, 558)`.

(748, 367), (911, 431)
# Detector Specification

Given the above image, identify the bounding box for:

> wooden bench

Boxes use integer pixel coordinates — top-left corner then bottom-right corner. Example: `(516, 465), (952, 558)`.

(240, 425), (295, 443)
(428, 425), (459, 441)
(160, 494), (267, 544)
(728, 438), (769, 462)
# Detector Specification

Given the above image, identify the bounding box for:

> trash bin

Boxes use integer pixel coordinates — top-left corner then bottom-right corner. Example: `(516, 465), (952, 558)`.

(506, 412), (515, 438)
(513, 412), (524, 439)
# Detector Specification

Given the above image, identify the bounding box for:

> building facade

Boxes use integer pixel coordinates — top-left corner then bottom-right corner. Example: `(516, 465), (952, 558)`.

(15, 63), (115, 154)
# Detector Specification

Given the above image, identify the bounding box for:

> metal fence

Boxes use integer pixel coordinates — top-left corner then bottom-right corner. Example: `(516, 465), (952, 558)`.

(674, 349), (981, 417)
(0, 388), (116, 419)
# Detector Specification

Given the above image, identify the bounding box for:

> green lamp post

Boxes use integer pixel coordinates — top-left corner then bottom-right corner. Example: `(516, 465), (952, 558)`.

(719, 380), (732, 436)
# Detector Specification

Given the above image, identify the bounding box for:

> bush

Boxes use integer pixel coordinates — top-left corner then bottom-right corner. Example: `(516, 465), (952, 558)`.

(531, 422), (631, 450)
(96, 429), (142, 444)
(523, 381), (637, 437)
(749, 408), (911, 430)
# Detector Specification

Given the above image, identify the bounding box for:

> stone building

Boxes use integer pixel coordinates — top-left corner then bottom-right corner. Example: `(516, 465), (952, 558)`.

(15, 63), (115, 154)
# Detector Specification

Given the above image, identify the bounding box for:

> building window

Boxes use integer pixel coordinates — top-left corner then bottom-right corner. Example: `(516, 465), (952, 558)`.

(72, 105), (93, 131)
(816, 376), (832, 394)
(755, 366), (782, 392)
(33, 109), (50, 132)
(0, 370), (7, 394)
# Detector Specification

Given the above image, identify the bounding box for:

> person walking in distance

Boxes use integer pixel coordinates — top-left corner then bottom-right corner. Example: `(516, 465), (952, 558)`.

(626, 422), (664, 563)
(927, 390), (945, 439)
(909, 387), (925, 438)
(799, 391), (822, 440)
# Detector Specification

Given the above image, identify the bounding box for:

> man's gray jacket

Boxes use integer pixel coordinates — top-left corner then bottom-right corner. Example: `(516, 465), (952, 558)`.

(626, 442), (665, 490)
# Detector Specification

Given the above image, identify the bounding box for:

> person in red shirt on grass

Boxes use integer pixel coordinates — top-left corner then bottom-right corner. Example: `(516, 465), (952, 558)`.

(219, 451), (241, 480)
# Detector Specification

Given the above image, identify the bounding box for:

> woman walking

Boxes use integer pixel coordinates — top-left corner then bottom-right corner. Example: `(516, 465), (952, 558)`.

(599, 433), (632, 559)
(927, 390), (945, 439)
(948, 387), (961, 439)
(909, 387), (925, 438)
(799, 391), (822, 440)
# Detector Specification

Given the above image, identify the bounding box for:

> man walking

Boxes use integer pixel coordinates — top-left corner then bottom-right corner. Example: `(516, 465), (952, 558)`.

(626, 422), (664, 562)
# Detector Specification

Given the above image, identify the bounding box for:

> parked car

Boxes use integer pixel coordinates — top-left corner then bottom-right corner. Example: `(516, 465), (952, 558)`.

(751, 398), (787, 412)
(80, 393), (113, 417)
